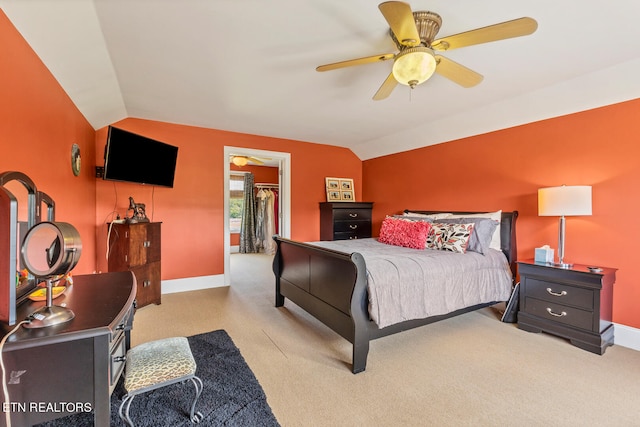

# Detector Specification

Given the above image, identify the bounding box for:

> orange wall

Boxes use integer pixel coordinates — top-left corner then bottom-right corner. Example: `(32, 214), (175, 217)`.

(0, 11), (97, 275)
(94, 119), (362, 280)
(363, 98), (640, 328)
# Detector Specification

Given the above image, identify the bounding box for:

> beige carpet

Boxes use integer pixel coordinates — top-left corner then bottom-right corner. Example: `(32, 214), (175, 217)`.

(132, 253), (640, 426)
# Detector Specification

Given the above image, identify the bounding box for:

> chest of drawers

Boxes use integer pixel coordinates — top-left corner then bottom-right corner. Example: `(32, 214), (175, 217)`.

(320, 202), (373, 241)
(517, 260), (616, 354)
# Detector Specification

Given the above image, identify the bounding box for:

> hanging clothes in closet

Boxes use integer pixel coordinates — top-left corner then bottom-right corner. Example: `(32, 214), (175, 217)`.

(255, 185), (278, 255)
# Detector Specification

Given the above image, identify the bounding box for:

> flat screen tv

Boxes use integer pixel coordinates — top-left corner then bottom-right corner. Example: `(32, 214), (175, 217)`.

(103, 126), (178, 188)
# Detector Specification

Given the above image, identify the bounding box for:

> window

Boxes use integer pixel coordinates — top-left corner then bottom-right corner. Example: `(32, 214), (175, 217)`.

(229, 174), (245, 233)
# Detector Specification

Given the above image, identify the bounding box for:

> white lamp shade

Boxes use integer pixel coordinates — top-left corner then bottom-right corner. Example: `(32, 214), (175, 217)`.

(538, 185), (592, 216)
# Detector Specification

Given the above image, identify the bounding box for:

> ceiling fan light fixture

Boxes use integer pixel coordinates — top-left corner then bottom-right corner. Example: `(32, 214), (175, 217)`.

(392, 47), (436, 88)
(231, 156), (248, 166)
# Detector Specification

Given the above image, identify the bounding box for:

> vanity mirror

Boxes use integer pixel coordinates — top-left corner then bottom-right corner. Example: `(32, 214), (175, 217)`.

(1, 172), (38, 325)
(21, 221), (82, 328)
(0, 171), (58, 325)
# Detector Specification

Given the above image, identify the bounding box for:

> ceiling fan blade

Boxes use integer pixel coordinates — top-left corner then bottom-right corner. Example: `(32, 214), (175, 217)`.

(378, 1), (421, 47)
(316, 53), (395, 72)
(373, 72), (398, 100)
(431, 17), (537, 51)
(248, 157), (265, 165)
(434, 55), (483, 88)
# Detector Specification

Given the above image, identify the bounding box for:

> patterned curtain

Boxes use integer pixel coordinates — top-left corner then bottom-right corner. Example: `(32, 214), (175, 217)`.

(239, 173), (257, 253)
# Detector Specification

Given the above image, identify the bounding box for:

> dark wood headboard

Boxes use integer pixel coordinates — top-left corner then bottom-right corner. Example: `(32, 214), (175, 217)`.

(403, 210), (519, 280)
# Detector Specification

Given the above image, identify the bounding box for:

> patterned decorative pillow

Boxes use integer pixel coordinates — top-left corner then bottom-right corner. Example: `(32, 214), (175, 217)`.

(445, 210), (502, 250)
(426, 222), (475, 253)
(436, 217), (498, 255)
(378, 216), (432, 250)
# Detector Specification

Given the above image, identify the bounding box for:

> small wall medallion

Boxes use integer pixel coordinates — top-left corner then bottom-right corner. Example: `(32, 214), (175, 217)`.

(71, 143), (81, 176)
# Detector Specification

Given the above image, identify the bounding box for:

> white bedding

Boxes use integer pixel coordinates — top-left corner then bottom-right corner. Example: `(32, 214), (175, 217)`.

(311, 238), (513, 328)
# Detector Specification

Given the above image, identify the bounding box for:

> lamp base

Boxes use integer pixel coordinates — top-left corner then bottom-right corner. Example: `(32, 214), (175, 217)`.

(23, 305), (75, 329)
(552, 261), (573, 269)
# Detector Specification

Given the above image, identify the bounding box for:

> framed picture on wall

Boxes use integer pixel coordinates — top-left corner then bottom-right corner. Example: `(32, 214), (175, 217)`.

(325, 177), (355, 202)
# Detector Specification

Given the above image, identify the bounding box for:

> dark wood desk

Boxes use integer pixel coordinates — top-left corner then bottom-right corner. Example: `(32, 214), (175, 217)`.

(0, 271), (136, 426)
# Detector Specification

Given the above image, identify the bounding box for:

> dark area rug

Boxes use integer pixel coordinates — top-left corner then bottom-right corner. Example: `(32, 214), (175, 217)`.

(36, 330), (280, 426)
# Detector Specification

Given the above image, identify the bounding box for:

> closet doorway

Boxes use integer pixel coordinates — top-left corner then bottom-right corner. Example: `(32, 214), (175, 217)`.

(223, 146), (291, 286)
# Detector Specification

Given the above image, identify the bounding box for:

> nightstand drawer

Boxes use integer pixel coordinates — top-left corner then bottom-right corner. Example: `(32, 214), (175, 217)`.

(523, 297), (594, 330)
(523, 278), (594, 310)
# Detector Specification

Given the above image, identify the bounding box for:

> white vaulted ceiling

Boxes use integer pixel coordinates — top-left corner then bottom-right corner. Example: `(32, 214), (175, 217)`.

(2, 0), (640, 160)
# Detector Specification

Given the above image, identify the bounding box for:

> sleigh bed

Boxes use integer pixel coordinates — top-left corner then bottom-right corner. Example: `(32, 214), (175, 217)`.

(272, 210), (518, 373)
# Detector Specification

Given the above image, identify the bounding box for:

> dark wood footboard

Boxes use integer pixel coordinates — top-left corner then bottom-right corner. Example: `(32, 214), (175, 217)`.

(272, 237), (371, 372)
(273, 210), (518, 374)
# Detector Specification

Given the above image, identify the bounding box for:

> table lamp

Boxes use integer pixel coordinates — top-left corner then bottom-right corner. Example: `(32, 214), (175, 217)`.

(538, 185), (592, 268)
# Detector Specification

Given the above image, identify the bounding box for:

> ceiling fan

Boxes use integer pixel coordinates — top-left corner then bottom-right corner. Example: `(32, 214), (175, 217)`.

(230, 155), (271, 166)
(316, 1), (537, 100)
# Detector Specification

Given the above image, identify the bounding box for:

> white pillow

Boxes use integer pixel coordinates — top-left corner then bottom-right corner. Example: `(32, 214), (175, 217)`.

(403, 211), (452, 220)
(441, 210), (502, 250)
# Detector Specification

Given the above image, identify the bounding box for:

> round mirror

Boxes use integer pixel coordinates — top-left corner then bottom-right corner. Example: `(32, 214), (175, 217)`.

(21, 221), (82, 328)
(22, 222), (81, 278)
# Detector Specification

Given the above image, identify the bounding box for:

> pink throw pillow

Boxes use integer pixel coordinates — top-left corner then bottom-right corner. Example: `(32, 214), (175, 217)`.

(378, 216), (431, 250)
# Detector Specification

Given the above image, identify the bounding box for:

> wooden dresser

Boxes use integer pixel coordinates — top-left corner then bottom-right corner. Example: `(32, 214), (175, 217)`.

(517, 260), (616, 354)
(320, 202), (373, 241)
(108, 222), (161, 307)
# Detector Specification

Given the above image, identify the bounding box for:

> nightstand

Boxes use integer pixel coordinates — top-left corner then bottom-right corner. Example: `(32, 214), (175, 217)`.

(517, 260), (616, 355)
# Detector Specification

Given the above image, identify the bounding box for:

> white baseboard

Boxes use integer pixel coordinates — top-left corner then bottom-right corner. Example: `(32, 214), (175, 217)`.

(614, 323), (640, 351)
(161, 274), (226, 294)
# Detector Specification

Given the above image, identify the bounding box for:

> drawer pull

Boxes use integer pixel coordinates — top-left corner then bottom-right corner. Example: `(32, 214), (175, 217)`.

(546, 308), (567, 317)
(113, 355), (126, 363)
(115, 324), (126, 331)
(349, 225), (358, 229)
(349, 236), (358, 240)
(349, 213), (358, 218)
(546, 288), (567, 297)
(143, 280), (151, 287)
